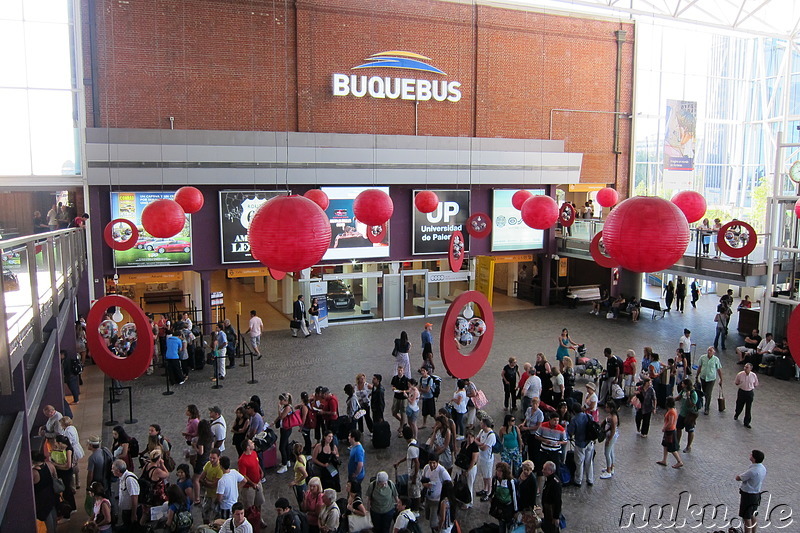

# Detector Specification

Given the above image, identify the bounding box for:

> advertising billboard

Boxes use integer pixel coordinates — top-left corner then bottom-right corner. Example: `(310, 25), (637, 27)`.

(491, 189), (545, 252)
(321, 187), (391, 261)
(110, 192), (192, 268)
(412, 189), (471, 255)
(219, 190), (285, 264)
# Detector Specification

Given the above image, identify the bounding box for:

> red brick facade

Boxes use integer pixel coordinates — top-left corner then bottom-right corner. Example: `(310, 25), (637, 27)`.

(82, 0), (633, 187)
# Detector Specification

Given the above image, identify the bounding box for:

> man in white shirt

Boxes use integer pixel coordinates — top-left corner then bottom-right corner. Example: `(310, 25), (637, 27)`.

(521, 372), (542, 414)
(209, 406), (227, 452)
(755, 333), (777, 364)
(393, 497), (418, 533)
(247, 309), (264, 359)
(421, 456), (451, 531)
(679, 329), (693, 370)
(734, 363), (759, 429)
(39, 405), (64, 440)
(216, 456), (246, 519)
(112, 459), (140, 529)
(221, 502), (253, 533)
(735, 450), (767, 533)
(475, 417), (497, 501)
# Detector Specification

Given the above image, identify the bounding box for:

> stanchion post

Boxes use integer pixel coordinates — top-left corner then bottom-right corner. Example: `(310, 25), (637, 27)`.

(105, 386), (119, 426)
(212, 353), (224, 389)
(125, 387), (137, 425)
(248, 351), (258, 384)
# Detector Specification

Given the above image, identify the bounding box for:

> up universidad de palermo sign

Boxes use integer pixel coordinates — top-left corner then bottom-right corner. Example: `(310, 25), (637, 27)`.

(332, 51), (462, 102)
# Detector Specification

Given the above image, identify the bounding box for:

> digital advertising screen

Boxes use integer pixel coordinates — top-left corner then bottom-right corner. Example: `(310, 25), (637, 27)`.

(412, 189), (471, 255)
(491, 189), (545, 252)
(219, 190), (285, 264)
(110, 192), (193, 268)
(321, 187), (391, 261)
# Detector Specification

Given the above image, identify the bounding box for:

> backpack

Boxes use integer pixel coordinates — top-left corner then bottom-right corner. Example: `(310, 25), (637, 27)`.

(137, 468), (154, 504)
(411, 442), (430, 467)
(174, 504), (193, 529)
(100, 447), (114, 484)
(405, 516), (423, 533)
(489, 431), (503, 454)
(291, 509), (309, 533)
(70, 358), (83, 375)
(692, 385), (704, 412)
(431, 375), (442, 398)
(585, 420), (605, 443)
(128, 437), (140, 458)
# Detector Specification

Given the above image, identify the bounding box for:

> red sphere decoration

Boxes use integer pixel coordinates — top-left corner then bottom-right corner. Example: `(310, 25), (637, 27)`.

(512, 190), (533, 210)
(304, 189), (330, 210)
(353, 189), (394, 226)
(521, 195), (559, 229)
(671, 190), (707, 223)
(415, 190), (440, 213)
(602, 196), (689, 273)
(174, 186), (205, 214)
(596, 187), (619, 208)
(794, 199), (800, 218)
(248, 195), (332, 272)
(785, 305), (800, 368)
(141, 199), (186, 238)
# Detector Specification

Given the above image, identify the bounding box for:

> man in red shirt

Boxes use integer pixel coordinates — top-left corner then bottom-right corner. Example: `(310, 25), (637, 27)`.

(237, 439), (264, 508)
(322, 387), (339, 435)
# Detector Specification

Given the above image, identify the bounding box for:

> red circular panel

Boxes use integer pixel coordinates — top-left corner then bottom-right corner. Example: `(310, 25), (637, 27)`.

(559, 203), (576, 227)
(717, 221), (757, 258)
(85, 295), (153, 381)
(367, 223), (387, 244)
(269, 269), (286, 280)
(103, 219), (139, 251)
(440, 291), (495, 379)
(786, 306), (800, 368)
(449, 231), (465, 272)
(590, 231), (618, 268)
(466, 213), (492, 239)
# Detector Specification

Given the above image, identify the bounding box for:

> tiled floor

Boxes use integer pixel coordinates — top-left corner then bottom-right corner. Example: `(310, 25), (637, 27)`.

(65, 287), (799, 533)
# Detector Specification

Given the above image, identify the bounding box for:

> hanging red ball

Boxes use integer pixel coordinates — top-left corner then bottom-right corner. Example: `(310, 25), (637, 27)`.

(354, 189), (394, 226)
(141, 199), (186, 238)
(304, 189), (330, 210)
(596, 187), (619, 208)
(415, 190), (440, 213)
(671, 190), (707, 223)
(521, 195), (559, 229)
(174, 186), (205, 214)
(794, 199), (800, 218)
(512, 190), (533, 210)
(602, 196), (689, 273)
(248, 195), (331, 273)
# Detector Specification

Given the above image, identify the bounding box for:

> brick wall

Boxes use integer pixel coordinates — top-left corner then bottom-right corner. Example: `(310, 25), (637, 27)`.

(83, 0), (633, 190)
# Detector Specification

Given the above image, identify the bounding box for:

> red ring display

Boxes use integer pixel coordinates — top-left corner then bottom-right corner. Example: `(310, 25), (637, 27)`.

(716, 220), (757, 258)
(85, 295), (153, 381)
(559, 203), (576, 227)
(440, 291), (495, 379)
(449, 231), (465, 272)
(590, 231), (619, 268)
(367, 223), (386, 244)
(785, 305), (800, 368)
(466, 213), (492, 239)
(103, 219), (139, 251)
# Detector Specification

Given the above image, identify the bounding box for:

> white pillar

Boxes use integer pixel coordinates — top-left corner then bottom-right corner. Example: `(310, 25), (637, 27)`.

(267, 277), (279, 302)
(282, 276), (294, 314)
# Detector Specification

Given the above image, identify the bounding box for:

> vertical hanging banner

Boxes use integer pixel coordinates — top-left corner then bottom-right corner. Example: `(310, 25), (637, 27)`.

(412, 189), (471, 255)
(663, 99), (697, 190)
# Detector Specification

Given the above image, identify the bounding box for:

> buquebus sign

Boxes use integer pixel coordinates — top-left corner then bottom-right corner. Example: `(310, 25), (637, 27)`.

(332, 51), (462, 103)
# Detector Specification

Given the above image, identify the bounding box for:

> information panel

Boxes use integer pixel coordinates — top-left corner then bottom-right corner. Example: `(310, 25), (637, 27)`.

(219, 190), (285, 264)
(110, 192), (192, 268)
(321, 187), (390, 261)
(491, 189), (545, 252)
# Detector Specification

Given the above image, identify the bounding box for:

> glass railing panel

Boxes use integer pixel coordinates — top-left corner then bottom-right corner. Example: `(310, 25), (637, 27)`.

(3, 245), (32, 344)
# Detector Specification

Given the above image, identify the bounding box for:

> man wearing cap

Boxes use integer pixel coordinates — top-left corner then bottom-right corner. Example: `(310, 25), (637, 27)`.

(421, 323), (434, 356)
(367, 471), (400, 533)
(209, 406), (227, 452)
(86, 435), (114, 502)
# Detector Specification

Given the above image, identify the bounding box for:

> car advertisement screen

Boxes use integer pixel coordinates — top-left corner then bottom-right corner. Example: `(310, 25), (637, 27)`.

(321, 187), (390, 261)
(412, 189), (471, 255)
(110, 192), (193, 268)
(219, 190), (285, 264)
(491, 189), (545, 251)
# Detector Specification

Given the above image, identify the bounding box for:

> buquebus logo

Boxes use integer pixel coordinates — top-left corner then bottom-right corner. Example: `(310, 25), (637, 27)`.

(332, 51), (462, 102)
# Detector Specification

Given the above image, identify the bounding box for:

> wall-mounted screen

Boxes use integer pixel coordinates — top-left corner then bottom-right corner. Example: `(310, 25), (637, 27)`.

(491, 189), (545, 251)
(321, 187), (390, 261)
(219, 190), (285, 264)
(412, 189), (471, 255)
(110, 192), (193, 268)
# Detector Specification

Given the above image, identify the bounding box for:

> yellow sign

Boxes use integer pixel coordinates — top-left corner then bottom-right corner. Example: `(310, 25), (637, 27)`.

(568, 184), (607, 192)
(227, 267), (270, 278)
(474, 256), (496, 305)
(120, 272), (183, 283)
(559, 257), (568, 277)
(492, 254), (533, 264)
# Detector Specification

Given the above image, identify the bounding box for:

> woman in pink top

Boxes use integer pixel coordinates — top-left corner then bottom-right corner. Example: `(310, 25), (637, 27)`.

(182, 404), (200, 445)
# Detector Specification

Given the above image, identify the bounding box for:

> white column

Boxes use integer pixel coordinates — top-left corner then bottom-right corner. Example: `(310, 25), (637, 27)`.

(267, 277), (279, 302)
(282, 276), (293, 314)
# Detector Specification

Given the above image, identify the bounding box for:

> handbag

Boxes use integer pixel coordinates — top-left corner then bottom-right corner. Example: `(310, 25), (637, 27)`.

(290, 320), (301, 330)
(629, 395), (641, 410)
(53, 476), (66, 494)
(282, 409), (304, 429)
(348, 512), (373, 533)
(717, 387), (726, 412)
(473, 390), (489, 409)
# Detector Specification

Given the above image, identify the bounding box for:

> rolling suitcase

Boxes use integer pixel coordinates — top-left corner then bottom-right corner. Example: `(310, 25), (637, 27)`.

(259, 444), (278, 469)
(372, 420), (391, 449)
